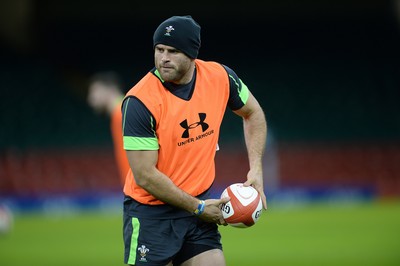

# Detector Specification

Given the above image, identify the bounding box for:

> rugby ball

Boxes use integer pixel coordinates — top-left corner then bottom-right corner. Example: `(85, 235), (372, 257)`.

(220, 183), (263, 228)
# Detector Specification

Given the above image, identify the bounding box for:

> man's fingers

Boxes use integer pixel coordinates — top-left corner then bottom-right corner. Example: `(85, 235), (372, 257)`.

(220, 196), (230, 204)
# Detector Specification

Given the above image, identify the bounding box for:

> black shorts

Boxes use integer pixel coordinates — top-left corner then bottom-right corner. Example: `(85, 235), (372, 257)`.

(123, 214), (223, 265)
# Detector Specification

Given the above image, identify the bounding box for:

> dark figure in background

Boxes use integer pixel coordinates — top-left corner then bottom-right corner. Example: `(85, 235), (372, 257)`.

(87, 71), (130, 186)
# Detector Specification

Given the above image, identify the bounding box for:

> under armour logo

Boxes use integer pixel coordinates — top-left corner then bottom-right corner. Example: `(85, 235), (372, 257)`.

(180, 113), (209, 138)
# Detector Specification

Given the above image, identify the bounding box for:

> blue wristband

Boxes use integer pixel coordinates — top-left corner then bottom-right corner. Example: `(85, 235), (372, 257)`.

(193, 200), (205, 216)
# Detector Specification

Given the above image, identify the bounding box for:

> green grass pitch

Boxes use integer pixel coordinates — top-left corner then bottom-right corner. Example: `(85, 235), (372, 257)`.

(0, 200), (399, 266)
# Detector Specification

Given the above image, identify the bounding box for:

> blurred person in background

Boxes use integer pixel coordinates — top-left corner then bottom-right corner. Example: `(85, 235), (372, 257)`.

(0, 203), (13, 235)
(87, 71), (130, 186)
(121, 15), (267, 266)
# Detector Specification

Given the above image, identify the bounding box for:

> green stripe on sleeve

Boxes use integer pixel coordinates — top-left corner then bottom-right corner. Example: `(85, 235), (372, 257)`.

(124, 136), (159, 150)
(128, 217), (140, 265)
(239, 79), (249, 104)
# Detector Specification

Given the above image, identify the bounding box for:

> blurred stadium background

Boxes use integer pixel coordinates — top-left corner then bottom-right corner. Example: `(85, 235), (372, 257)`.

(0, 0), (400, 265)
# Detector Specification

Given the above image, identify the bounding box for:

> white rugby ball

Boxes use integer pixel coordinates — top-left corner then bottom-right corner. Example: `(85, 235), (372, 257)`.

(220, 183), (262, 228)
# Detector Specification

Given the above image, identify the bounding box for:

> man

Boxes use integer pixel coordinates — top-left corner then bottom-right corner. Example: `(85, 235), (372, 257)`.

(87, 71), (130, 186)
(122, 15), (267, 266)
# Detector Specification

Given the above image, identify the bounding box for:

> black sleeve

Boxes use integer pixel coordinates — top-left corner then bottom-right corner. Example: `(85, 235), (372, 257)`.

(122, 96), (156, 138)
(222, 64), (247, 111)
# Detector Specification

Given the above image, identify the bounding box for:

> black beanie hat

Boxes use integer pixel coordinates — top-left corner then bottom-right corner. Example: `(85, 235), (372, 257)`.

(153, 15), (201, 59)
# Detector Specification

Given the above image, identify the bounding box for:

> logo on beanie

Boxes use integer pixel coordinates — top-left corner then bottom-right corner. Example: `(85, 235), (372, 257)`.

(164, 26), (175, 36)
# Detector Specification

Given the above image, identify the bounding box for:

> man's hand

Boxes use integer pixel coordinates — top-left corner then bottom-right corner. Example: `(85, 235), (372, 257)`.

(200, 197), (230, 225)
(244, 169), (267, 210)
